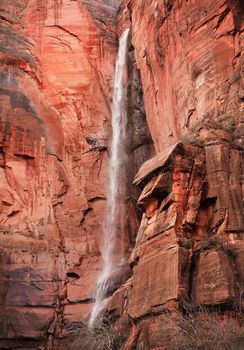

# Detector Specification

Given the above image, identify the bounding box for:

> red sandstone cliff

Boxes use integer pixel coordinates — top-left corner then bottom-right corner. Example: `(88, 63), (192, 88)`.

(105, 1), (244, 348)
(0, 0), (244, 349)
(0, 0), (120, 348)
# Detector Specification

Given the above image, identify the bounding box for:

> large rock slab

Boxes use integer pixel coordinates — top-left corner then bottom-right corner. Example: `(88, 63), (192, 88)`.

(192, 251), (235, 306)
(127, 246), (179, 319)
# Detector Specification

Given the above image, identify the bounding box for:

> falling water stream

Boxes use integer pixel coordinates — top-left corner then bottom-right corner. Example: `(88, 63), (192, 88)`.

(88, 28), (130, 328)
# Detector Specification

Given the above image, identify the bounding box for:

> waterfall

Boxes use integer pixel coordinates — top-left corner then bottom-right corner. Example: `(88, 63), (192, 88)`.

(88, 28), (130, 328)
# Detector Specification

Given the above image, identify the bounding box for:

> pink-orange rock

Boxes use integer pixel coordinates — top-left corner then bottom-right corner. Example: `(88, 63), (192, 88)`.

(0, 0), (120, 348)
(63, 304), (92, 324)
(127, 246), (179, 319)
(123, 0), (244, 153)
(107, 279), (132, 319)
(108, 139), (244, 347)
(1, 0), (244, 349)
(192, 251), (235, 306)
(0, 307), (55, 339)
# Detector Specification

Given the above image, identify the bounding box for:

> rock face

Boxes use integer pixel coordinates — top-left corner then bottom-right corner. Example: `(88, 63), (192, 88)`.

(120, 0), (244, 152)
(0, 1), (121, 349)
(0, 0), (244, 349)
(107, 141), (244, 348)
(105, 0), (244, 348)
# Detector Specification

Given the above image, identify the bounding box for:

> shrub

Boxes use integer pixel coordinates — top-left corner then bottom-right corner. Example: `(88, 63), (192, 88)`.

(172, 310), (244, 350)
(64, 321), (117, 350)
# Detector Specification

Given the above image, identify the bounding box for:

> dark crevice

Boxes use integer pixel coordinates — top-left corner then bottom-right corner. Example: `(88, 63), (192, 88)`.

(45, 25), (82, 43)
(66, 272), (80, 279)
(68, 299), (93, 305)
(14, 153), (35, 160)
(214, 8), (231, 31)
(88, 196), (106, 203)
(80, 207), (93, 225)
(47, 152), (62, 162)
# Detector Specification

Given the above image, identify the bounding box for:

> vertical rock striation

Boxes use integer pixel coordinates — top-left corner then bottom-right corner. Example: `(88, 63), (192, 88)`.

(0, 0), (244, 349)
(105, 0), (244, 348)
(120, 0), (244, 152)
(0, 0), (121, 348)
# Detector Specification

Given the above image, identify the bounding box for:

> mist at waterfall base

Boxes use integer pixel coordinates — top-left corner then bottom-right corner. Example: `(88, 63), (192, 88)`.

(88, 28), (130, 328)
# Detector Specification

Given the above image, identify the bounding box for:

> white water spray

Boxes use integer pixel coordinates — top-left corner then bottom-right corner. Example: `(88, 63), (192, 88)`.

(88, 28), (130, 327)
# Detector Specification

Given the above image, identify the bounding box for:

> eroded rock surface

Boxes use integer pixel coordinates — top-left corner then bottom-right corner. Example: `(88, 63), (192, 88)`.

(107, 140), (244, 348)
(107, 6), (244, 348)
(0, 0), (244, 349)
(120, 0), (244, 152)
(0, 0), (121, 348)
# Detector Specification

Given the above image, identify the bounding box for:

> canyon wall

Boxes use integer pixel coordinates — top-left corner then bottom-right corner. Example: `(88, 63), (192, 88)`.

(0, 0), (244, 349)
(0, 0), (121, 348)
(105, 0), (244, 349)
(120, 0), (244, 151)
(0, 0), (153, 348)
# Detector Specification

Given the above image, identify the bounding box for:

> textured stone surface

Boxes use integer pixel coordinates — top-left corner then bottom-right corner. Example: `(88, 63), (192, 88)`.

(107, 140), (244, 348)
(127, 246), (179, 319)
(0, 0), (155, 347)
(0, 0), (120, 348)
(192, 250), (235, 306)
(1, 0), (244, 349)
(120, 0), (244, 152)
